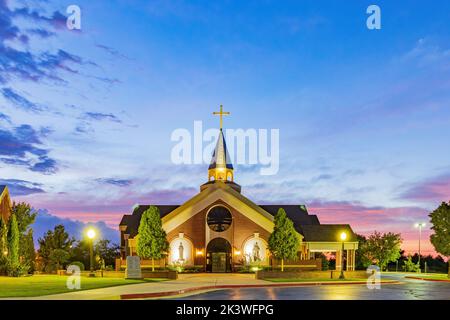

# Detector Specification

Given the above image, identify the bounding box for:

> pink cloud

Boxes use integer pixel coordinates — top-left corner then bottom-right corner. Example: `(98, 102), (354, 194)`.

(400, 173), (450, 204)
(16, 187), (197, 229)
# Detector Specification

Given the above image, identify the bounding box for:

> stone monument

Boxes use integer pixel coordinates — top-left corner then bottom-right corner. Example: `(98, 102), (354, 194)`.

(125, 256), (142, 279)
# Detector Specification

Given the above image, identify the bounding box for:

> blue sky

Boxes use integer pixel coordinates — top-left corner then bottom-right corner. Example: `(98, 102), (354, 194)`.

(1, 0), (450, 252)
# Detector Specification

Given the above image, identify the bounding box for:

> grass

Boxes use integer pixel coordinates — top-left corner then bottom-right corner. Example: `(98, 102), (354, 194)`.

(407, 273), (450, 281)
(0, 275), (167, 298)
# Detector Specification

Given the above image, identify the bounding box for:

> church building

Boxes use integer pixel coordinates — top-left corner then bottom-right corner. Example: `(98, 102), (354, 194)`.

(119, 107), (358, 272)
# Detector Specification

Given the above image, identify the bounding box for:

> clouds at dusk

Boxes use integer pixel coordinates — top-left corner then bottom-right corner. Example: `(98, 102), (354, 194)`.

(0, 178), (45, 196)
(399, 173), (450, 205)
(33, 210), (119, 247)
(0, 124), (57, 174)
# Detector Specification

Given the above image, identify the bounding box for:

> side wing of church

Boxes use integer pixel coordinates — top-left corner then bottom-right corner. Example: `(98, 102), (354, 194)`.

(119, 108), (358, 272)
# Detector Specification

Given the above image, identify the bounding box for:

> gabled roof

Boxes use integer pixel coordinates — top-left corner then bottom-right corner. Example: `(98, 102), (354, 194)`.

(260, 205), (320, 233)
(121, 205), (180, 238)
(300, 224), (357, 242)
(209, 129), (233, 170)
(161, 181), (274, 233)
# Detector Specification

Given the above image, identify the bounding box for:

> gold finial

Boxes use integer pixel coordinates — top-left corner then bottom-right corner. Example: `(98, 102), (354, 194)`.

(213, 105), (230, 130)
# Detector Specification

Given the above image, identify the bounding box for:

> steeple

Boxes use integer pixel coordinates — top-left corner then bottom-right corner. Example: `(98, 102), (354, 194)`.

(208, 105), (234, 182)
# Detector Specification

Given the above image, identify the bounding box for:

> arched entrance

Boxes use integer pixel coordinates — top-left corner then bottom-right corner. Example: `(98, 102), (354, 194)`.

(206, 237), (232, 272)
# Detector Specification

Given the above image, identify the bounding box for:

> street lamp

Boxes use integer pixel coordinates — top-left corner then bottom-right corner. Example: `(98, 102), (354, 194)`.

(339, 232), (347, 280)
(414, 222), (426, 272)
(87, 228), (96, 277)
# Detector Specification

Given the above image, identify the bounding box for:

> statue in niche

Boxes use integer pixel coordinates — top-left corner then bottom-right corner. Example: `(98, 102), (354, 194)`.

(252, 242), (261, 262)
(178, 242), (185, 262)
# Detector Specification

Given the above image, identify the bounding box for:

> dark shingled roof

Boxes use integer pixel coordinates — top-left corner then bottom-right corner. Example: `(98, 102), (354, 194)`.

(300, 224), (357, 242)
(260, 205), (320, 231)
(121, 205), (180, 238)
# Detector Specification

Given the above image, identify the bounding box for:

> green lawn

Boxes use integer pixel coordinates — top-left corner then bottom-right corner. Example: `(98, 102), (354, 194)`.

(408, 273), (450, 281)
(0, 275), (167, 298)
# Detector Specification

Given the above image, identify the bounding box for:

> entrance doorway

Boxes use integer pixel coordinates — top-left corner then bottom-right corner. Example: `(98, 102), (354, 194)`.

(206, 238), (232, 272)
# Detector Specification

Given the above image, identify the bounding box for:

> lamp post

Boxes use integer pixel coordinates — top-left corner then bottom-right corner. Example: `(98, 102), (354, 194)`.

(339, 232), (347, 280)
(414, 222), (426, 272)
(87, 228), (96, 277)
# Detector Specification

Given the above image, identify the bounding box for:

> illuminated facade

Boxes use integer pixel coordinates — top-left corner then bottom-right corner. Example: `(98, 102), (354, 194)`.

(119, 108), (358, 272)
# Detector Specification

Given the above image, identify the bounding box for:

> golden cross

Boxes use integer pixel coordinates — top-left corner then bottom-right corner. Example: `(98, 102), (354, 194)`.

(213, 105), (230, 129)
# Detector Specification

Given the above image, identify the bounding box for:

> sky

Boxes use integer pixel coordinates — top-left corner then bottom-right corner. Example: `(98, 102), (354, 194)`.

(1, 0), (449, 254)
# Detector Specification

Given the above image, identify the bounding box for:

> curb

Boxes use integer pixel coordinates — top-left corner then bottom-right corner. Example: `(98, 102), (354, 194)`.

(405, 276), (450, 283)
(120, 281), (399, 300)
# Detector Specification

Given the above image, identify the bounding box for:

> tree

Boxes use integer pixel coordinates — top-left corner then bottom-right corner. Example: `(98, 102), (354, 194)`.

(136, 206), (169, 271)
(11, 202), (37, 274)
(429, 201), (450, 278)
(358, 231), (402, 271)
(0, 218), (8, 274)
(22, 230), (36, 273)
(355, 234), (369, 270)
(404, 255), (420, 273)
(49, 249), (70, 270)
(38, 225), (75, 273)
(268, 208), (301, 272)
(95, 239), (120, 268)
(7, 214), (21, 276)
(71, 239), (119, 270)
(11, 202), (37, 234)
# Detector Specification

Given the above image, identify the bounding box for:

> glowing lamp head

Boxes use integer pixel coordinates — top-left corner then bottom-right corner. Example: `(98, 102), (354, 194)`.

(87, 229), (96, 239)
(414, 222), (426, 228)
(340, 232), (347, 241)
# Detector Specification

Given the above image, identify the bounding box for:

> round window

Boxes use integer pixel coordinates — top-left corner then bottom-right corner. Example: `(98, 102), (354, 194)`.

(207, 206), (232, 232)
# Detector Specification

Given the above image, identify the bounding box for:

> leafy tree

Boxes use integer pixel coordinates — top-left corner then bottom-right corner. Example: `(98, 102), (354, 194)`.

(11, 202), (37, 273)
(429, 201), (450, 278)
(22, 230), (36, 273)
(7, 214), (22, 276)
(355, 234), (369, 270)
(37, 225), (75, 273)
(71, 239), (119, 270)
(268, 208), (301, 272)
(95, 239), (120, 268)
(49, 249), (70, 270)
(358, 231), (402, 271)
(137, 206), (169, 271)
(11, 202), (37, 234)
(404, 255), (420, 273)
(0, 218), (8, 274)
